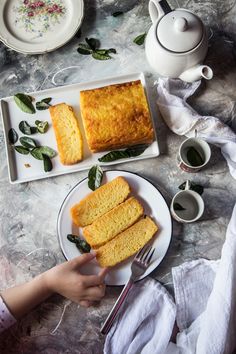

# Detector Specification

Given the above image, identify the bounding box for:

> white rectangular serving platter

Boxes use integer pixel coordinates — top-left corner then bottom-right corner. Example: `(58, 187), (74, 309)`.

(0, 72), (160, 184)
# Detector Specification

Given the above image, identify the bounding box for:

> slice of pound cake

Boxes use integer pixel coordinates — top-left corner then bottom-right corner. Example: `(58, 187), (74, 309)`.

(70, 176), (130, 227)
(96, 216), (158, 267)
(83, 197), (144, 248)
(49, 103), (83, 165)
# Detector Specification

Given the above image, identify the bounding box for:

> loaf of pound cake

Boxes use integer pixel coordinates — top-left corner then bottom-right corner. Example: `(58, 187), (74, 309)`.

(96, 216), (158, 267)
(83, 197), (144, 248)
(49, 103), (83, 165)
(70, 176), (130, 227)
(80, 80), (154, 152)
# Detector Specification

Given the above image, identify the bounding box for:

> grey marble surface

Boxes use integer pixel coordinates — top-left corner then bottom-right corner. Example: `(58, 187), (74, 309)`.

(0, 0), (236, 352)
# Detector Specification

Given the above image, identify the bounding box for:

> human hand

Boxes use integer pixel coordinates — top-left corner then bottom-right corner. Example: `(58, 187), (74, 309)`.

(44, 253), (108, 307)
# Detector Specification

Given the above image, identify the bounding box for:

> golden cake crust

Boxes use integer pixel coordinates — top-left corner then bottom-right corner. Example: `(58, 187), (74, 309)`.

(80, 80), (154, 152)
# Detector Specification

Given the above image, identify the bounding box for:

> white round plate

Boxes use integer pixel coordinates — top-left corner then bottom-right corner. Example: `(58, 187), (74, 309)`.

(57, 170), (172, 286)
(0, 0), (84, 54)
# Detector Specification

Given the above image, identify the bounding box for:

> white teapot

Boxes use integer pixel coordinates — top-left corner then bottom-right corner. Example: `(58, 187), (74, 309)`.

(145, 0), (213, 82)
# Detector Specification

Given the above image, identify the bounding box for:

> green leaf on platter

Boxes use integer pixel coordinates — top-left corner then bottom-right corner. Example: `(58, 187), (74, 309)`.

(30, 146), (57, 160)
(42, 154), (52, 172)
(19, 121), (36, 135)
(36, 101), (50, 110)
(14, 93), (36, 114)
(98, 144), (148, 162)
(35, 121), (49, 133)
(133, 33), (146, 45)
(14, 145), (30, 155)
(8, 128), (18, 144)
(186, 147), (204, 167)
(41, 97), (52, 104)
(77, 43), (93, 55)
(85, 37), (100, 51)
(112, 11), (124, 17)
(19, 136), (37, 149)
(88, 165), (104, 191)
(67, 234), (91, 253)
(92, 51), (111, 60)
(173, 203), (186, 211)
(178, 181), (204, 195)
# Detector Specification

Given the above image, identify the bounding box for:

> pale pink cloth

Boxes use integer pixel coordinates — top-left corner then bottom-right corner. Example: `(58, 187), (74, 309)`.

(0, 296), (16, 333)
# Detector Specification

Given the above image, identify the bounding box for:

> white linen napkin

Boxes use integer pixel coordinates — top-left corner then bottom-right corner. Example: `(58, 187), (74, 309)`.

(156, 78), (236, 179)
(104, 203), (236, 354)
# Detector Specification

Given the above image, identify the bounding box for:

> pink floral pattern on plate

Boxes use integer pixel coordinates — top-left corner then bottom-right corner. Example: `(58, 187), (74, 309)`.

(13, 0), (66, 37)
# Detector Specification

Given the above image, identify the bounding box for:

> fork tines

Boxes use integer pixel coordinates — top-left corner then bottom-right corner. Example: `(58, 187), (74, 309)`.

(135, 245), (155, 265)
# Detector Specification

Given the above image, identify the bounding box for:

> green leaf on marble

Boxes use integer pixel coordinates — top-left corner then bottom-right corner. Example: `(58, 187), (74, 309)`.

(85, 37), (100, 51)
(77, 43), (93, 55)
(112, 11), (124, 17)
(133, 33), (146, 45)
(14, 93), (36, 114)
(92, 51), (111, 60)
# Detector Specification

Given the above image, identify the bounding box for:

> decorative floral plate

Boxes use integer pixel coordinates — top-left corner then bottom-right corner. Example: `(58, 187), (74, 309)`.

(0, 0), (84, 54)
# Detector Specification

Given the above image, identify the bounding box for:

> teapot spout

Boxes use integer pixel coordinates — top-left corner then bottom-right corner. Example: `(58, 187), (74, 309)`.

(179, 65), (213, 83)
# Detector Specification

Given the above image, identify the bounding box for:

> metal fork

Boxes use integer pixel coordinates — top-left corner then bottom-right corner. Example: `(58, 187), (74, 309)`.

(100, 244), (155, 335)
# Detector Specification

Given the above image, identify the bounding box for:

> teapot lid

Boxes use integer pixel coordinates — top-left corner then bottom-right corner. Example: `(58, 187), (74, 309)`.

(157, 9), (203, 52)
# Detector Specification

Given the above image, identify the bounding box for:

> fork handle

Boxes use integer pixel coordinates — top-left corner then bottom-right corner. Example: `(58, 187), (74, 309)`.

(100, 279), (133, 335)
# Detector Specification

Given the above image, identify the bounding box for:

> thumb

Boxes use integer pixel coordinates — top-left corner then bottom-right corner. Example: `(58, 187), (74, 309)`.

(71, 253), (96, 268)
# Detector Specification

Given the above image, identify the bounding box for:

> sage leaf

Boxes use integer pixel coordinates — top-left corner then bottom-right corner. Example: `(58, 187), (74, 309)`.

(30, 146), (57, 160)
(41, 97), (52, 104)
(133, 33), (146, 45)
(88, 165), (103, 191)
(8, 128), (18, 144)
(67, 234), (91, 253)
(42, 154), (52, 172)
(112, 11), (124, 17)
(125, 144), (149, 157)
(75, 239), (91, 253)
(14, 145), (30, 155)
(20, 136), (37, 149)
(178, 181), (204, 195)
(14, 93), (36, 114)
(174, 203), (186, 211)
(92, 51), (111, 60)
(35, 121), (49, 133)
(77, 43), (93, 55)
(108, 48), (117, 53)
(98, 144), (148, 162)
(186, 147), (204, 167)
(36, 101), (50, 110)
(85, 37), (99, 51)
(19, 121), (36, 135)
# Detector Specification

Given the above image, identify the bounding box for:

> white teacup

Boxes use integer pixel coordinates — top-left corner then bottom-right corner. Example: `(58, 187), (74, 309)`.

(178, 137), (211, 173)
(170, 180), (204, 223)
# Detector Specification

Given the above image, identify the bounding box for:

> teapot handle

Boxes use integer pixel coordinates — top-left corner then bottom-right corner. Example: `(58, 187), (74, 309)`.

(149, 0), (172, 23)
